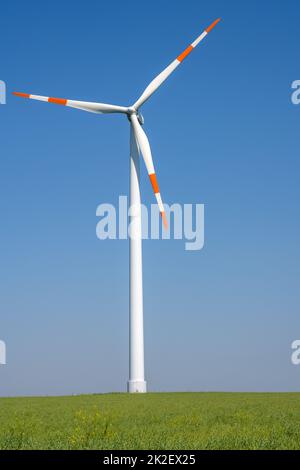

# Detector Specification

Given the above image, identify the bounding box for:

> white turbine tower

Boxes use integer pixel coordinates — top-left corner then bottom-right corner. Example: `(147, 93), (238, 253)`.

(13, 18), (221, 393)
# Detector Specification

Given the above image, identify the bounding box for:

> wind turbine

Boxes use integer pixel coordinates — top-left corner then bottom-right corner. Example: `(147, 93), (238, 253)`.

(13, 18), (221, 393)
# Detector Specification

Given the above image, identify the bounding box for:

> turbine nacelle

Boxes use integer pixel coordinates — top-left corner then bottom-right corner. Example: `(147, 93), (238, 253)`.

(137, 113), (144, 126)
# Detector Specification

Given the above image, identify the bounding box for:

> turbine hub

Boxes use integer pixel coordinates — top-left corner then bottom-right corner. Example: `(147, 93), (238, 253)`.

(127, 106), (136, 115)
(127, 107), (144, 125)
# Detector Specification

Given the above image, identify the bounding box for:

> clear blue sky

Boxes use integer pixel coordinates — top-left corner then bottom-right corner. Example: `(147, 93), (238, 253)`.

(0, 0), (300, 395)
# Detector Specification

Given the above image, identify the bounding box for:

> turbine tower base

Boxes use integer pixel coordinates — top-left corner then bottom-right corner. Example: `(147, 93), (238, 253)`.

(127, 380), (147, 393)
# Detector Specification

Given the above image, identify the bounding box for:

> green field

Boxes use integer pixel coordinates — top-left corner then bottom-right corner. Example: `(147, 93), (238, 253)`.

(0, 392), (299, 450)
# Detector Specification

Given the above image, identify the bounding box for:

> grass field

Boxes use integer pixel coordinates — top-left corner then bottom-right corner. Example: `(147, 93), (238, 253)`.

(0, 392), (299, 450)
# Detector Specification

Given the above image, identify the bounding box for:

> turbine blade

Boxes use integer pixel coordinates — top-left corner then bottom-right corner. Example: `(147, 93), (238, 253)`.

(133, 18), (221, 109)
(130, 114), (168, 229)
(12, 92), (128, 114)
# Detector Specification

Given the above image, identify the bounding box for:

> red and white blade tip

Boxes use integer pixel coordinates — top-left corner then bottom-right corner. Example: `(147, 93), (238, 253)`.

(13, 92), (30, 98)
(206, 18), (221, 33)
(13, 92), (67, 105)
(161, 212), (168, 230)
